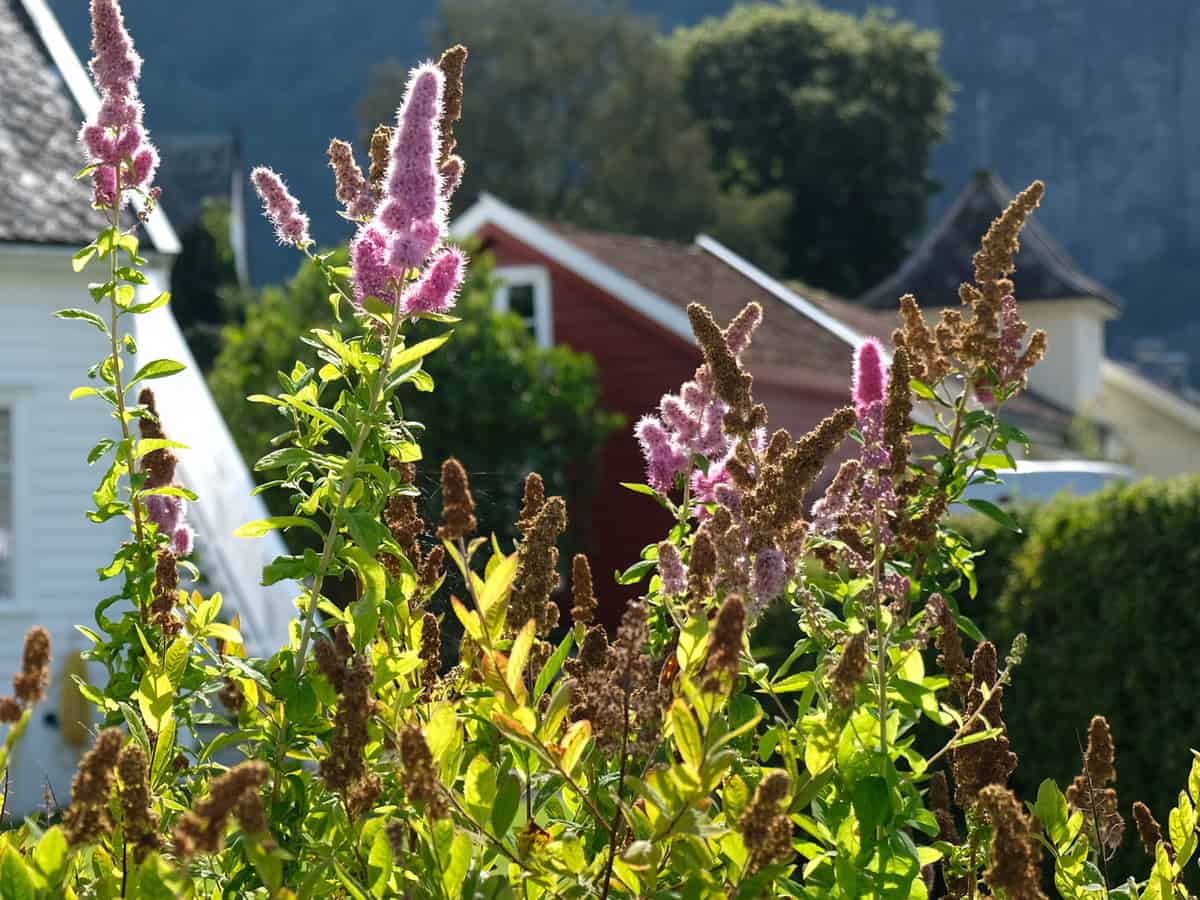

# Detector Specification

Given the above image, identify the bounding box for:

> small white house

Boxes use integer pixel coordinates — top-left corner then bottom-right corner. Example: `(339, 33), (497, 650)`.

(0, 0), (292, 813)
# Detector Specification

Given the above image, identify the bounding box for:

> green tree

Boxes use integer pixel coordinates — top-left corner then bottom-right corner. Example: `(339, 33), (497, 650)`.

(673, 2), (952, 295)
(208, 247), (619, 547)
(356, 0), (789, 265)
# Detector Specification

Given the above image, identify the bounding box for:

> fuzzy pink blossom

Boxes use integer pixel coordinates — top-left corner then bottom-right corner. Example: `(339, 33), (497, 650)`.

(399, 247), (466, 315)
(852, 337), (887, 414)
(251, 167), (310, 246)
(80, 0), (157, 207)
(657, 542), (687, 596)
(635, 416), (688, 493)
(349, 225), (393, 303)
(750, 548), (788, 611)
(144, 494), (183, 537)
(388, 219), (441, 271)
(88, 0), (141, 98)
(724, 304), (763, 358)
(172, 525), (194, 556)
(381, 65), (444, 233)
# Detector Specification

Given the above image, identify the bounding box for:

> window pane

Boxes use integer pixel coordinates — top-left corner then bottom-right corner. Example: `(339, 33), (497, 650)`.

(508, 284), (536, 320)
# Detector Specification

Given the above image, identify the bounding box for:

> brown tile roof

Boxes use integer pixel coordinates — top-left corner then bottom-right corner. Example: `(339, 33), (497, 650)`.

(542, 222), (856, 383)
(858, 171), (1122, 312)
(0, 0), (99, 246)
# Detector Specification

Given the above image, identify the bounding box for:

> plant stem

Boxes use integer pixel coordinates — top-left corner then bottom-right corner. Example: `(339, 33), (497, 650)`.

(108, 201), (145, 548)
(294, 308), (404, 671)
(598, 693), (631, 900)
(869, 507), (888, 764)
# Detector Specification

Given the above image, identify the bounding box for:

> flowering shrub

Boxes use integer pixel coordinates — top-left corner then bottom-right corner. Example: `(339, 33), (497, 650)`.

(0, 2), (1197, 898)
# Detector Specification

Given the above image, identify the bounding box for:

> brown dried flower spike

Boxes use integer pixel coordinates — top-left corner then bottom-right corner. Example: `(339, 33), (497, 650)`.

(437, 457), (476, 540)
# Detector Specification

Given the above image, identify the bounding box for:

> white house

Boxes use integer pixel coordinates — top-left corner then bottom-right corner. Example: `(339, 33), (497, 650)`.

(0, 0), (293, 813)
(858, 171), (1200, 478)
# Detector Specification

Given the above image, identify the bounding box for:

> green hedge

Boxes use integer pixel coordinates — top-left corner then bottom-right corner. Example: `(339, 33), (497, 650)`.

(960, 477), (1200, 879)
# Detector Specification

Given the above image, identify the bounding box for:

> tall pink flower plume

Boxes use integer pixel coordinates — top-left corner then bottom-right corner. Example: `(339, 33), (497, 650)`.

(251, 167), (311, 246)
(80, 0), (157, 207)
(399, 247), (466, 315)
(88, 0), (141, 98)
(852, 337), (887, 414)
(380, 65), (445, 233)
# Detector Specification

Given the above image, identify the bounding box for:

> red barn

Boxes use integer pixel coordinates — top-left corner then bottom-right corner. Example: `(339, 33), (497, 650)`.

(452, 194), (1068, 613)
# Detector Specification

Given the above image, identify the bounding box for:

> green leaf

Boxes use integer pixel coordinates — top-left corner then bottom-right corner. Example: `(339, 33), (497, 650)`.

(465, 754), (498, 821)
(669, 699), (703, 772)
(126, 291), (171, 314)
(506, 618), (536, 699)
(0, 847), (36, 900)
(234, 515), (323, 538)
(128, 358), (186, 386)
(533, 631), (573, 701)
(909, 378), (944, 403)
(33, 826), (68, 884)
(366, 825), (394, 900)
(344, 547), (387, 652)
(55, 307), (108, 333)
(390, 332), (452, 371)
(137, 669), (174, 733)
(960, 498), (1023, 533)
(71, 245), (96, 272)
(491, 772), (522, 835)
(850, 775), (891, 835)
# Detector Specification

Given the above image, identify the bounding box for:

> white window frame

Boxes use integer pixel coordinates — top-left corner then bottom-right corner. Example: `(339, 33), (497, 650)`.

(493, 265), (554, 349)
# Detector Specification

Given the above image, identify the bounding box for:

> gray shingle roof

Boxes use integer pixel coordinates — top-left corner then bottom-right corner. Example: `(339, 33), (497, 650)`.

(858, 171), (1123, 312)
(0, 0), (100, 246)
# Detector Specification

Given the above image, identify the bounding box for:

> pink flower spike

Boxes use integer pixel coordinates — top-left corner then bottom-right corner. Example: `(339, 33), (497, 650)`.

(350, 225), (396, 304)
(399, 247), (466, 315)
(251, 166), (311, 247)
(127, 145), (158, 190)
(852, 337), (887, 413)
(382, 65), (444, 233)
(89, 0), (142, 99)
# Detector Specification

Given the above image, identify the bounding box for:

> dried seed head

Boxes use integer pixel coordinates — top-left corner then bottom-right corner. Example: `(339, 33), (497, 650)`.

(12, 626), (50, 706)
(0, 696), (20, 723)
(62, 727), (123, 846)
(1066, 715), (1124, 851)
(688, 529), (717, 599)
(507, 495), (566, 635)
(976, 785), (1047, 900)
(703, 594), (745, 692)
(1132, 801), (1169, 859)
(570, 554), (597, 626)
(687, 303), (766, 437)
(518, 472), (546, 530)
(740, 771), (793, 874)
(118, 743), (160, 861)
(952, 641), (1018, 805)
(882, 346), (912, 479)
(319, 653), (374, 796)
(172, 761), (270, 859)
(368, 125), (393, 190)
(830, 631), (868, 707)
(437, 458), (476, 540)
(927, 594), (969, 702)
(399, 724), (448, 819)
(435, 45), (467, 164)
(419, 612), (440, 696)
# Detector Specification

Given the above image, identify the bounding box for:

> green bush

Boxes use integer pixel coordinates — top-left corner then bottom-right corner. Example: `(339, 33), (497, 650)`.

(981, 477), (1200, 878)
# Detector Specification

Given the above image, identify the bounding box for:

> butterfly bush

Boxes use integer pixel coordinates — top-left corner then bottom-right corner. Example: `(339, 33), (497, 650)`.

(1, 2), (1198, 898)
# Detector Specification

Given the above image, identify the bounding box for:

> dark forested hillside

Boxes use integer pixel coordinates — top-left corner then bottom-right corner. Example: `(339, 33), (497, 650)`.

(48, 0), (1200, 375)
